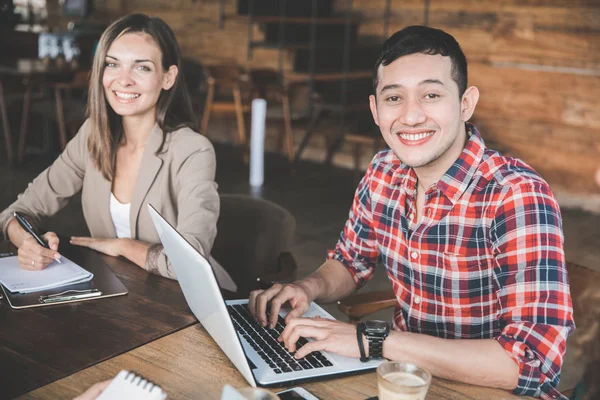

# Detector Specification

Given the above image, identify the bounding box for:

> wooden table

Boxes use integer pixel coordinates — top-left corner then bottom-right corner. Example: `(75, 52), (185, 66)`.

(0, 59), (75, 163)
(22, 324), (533, 400)
(0, 241), (197, 399)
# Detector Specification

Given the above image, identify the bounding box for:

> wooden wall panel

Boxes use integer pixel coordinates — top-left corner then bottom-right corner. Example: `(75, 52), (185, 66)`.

(475, 118), (600, 192)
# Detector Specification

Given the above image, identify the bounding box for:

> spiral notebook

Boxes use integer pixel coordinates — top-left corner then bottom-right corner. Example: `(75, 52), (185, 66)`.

(96, 370), (167, 400)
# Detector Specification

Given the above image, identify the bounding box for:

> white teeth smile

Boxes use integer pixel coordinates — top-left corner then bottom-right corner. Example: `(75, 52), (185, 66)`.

(115, 91), (140, 99)
(398, 131), (435, 141)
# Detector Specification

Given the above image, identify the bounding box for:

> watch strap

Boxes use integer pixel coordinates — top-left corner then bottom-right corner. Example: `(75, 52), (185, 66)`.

(356, 323), (369, 362)
(367, 335), (385, 359)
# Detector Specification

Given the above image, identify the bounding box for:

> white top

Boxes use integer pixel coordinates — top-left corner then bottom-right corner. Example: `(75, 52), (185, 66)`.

(110, 193), (131, 239)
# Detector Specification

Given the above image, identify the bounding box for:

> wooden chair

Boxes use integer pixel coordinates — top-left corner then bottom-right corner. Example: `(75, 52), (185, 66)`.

(343, 110), (383, 177)
(248, 68), (298, 162)
(210, 194), (298, 297)
(201, 63), (250, 147)
(49, 69), (89, 150)
(22, 68), (88, 159)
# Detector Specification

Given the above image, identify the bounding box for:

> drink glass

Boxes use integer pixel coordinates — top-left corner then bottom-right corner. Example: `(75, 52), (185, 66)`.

(377, 361), (431, 400)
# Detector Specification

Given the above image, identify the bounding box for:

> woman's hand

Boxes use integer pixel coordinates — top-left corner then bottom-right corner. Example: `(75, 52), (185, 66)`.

(17, 232), (62, 270)
(70, 237), (122, 257)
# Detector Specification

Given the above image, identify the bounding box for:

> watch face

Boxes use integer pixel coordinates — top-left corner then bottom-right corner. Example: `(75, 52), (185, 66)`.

(364, 320), (389, 334)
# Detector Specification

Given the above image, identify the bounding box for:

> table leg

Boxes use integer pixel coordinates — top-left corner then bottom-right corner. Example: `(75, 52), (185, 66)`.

(0, 81), (14, 163)
(17, 81), (32, 163)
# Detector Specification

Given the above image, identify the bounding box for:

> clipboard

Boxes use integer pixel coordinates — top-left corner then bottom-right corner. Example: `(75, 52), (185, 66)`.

(1, 251), (128, 309)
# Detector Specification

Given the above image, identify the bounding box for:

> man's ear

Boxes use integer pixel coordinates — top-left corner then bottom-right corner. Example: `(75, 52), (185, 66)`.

(162, 65), (178, 90)
(460, 86), (479, 122)
(369, 94), (380, 127)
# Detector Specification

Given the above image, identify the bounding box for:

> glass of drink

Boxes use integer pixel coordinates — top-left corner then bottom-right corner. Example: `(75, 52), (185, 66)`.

(377, 361), (432, 400)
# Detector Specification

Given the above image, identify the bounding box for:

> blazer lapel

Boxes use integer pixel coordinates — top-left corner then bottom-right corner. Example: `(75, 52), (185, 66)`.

(130, 124), (164, 238)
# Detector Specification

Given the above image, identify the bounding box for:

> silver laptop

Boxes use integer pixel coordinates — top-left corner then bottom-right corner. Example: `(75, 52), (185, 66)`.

(148, 204), (382, 387)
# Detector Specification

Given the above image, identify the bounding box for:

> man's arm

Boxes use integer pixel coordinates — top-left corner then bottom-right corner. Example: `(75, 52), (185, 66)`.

(299, 259), (359, 304)
(490, 180), (574, 399)
(383, 332), (519, 390)
(281, 319), (517, 391)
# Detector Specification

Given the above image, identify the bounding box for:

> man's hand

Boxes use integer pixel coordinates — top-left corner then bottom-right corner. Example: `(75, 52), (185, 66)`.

(17, 232), (61, 270)
(249, 282), (312, 328)
(279, 317), (368, 360)
(70, 237), (122, 257)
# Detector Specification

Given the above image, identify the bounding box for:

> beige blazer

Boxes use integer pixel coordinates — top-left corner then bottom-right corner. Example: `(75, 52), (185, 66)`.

(0, 119), (224, 281)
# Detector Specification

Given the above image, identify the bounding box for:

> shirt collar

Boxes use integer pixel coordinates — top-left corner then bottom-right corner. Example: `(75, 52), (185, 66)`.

(391, 123), (485, 203)
(436, 123), (485, 204)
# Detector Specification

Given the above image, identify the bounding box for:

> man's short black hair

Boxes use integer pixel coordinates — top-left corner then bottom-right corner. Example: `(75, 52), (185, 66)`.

(372, 25), (468, 98)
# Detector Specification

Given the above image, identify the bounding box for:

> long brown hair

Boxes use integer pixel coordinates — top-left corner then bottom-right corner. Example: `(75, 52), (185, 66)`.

(87, 13), (197, 180)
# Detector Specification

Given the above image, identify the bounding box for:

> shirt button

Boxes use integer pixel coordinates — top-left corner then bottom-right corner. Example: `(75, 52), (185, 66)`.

(409, 213), (415, 221)
(414, 296), (421, 305)
(410, 251), (418, 260)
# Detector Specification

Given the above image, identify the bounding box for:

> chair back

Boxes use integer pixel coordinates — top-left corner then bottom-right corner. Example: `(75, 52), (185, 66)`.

(211, 194), (297, 297)
(567, 261), (600, 325)
(205, 63), (247, 89)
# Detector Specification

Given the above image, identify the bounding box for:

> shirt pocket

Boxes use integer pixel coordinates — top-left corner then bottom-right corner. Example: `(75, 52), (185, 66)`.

(441, 250), (494, 290)
(438, 250), (498, 337)
(442, 250), (490, 271)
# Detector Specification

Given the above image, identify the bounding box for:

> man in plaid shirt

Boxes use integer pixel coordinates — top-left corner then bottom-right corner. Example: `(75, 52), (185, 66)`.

(249, 26), (574, 398)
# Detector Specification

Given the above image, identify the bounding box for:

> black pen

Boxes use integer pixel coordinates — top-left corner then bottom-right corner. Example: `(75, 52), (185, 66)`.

(13, 211), (62, 263)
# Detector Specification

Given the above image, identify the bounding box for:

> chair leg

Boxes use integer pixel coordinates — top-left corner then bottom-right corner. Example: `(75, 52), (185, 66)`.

(325, 128), (346, 165)
(54, 87), (68, 150)
(0, 81), (14, 163)
(353, 142), (361, 172)
(281, 94), (294, 162)
(294, 106), (321, 163)
(200, 82), (214, 135)
(233, 87), (247, 146)
(18, 82), (32, 163)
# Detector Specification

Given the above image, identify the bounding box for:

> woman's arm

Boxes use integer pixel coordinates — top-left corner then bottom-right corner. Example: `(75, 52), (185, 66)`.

(144, 137), (219, 279)
(69, 236), (151, 268)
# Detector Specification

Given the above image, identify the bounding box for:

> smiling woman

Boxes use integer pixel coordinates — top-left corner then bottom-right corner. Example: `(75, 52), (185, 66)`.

(0, 14), (230, 283)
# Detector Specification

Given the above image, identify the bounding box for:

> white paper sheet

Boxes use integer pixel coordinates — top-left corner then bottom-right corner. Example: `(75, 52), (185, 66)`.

(0, 256), (93, 293)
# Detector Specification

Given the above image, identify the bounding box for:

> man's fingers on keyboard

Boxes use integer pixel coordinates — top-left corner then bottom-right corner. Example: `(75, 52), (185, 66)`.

(284, 305), (309, 324)
(248, 289), (268, 320)
(256, 284), (283, 326)
(294, 339), (322, 359)
(285, 325), (323, 353)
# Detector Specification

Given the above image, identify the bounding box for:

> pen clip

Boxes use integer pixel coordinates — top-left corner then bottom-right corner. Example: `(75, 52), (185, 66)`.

(39, 289), (101, 304)
(44, 289), (99, 299)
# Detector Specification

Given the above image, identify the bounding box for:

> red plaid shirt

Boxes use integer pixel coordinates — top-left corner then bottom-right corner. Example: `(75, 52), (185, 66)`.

(329, 124), (574, 399)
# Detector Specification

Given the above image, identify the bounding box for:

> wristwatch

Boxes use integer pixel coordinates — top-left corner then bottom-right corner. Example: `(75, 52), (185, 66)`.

(361, 320), (390, 360)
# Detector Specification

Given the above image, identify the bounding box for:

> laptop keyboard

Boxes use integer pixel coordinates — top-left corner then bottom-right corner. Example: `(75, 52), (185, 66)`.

(227, 304), (333, 374)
